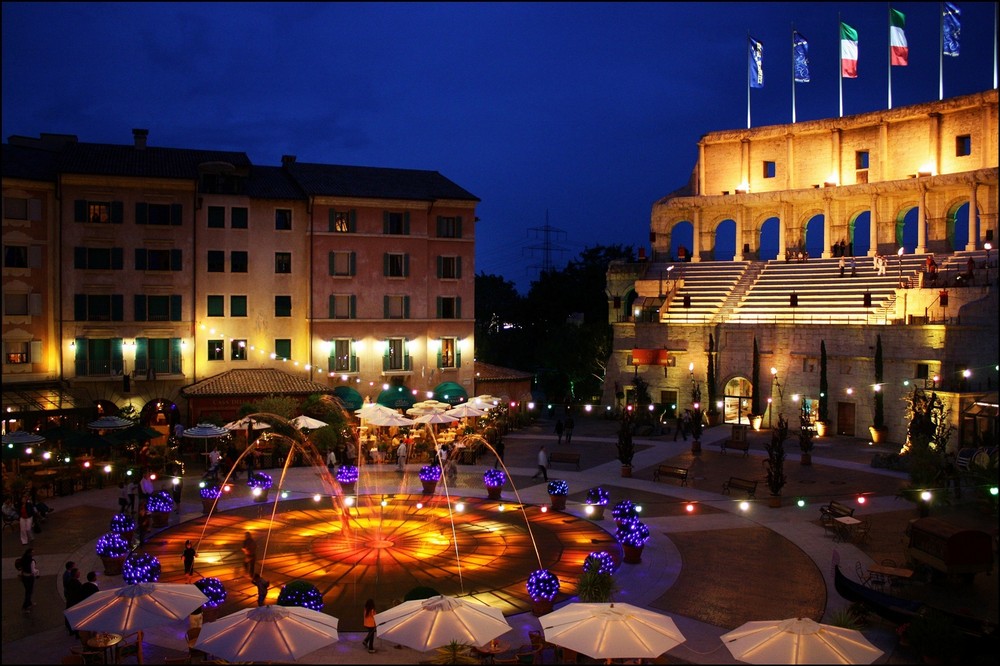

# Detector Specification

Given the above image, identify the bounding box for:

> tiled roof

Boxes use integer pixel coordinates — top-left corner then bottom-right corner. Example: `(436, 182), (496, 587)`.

(2, 143), (62, 181)
(181, 369), (335, 397)
(55, 142), (251, 179)
(283, 161), (479, 202)
(246, 165), (306, 200)
(474, 361), (533, 382)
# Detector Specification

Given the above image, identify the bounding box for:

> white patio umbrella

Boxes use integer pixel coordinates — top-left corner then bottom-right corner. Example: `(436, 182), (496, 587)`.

(355, 402), (397, 419)
(290, 415), (329, 430)
(445, 404), (486, 419)
(541, 602), (686, 660)
(366, 411), (416, 427)
(721, 617), (884, 664)
(65, 583), (207, 633)
(87, 415), (134, 430)
(223, 416), (271, 431)
(374, 595), (512, 652)
(2, 430), (46, 446)
(194, 605), (339, 663)
(414, 412), (460, 425)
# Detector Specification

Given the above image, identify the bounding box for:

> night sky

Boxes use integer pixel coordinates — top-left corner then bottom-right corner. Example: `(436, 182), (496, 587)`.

(3, 2), (996, 293)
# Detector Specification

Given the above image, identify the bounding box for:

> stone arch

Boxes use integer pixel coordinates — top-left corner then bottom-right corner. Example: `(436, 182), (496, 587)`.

(669, 219), (693, 260)
(722, 376), (753, 424)
(805, 214), (825, 258)
(712, 218), (736, 260)
(847, 208), (870, 256)
(140, 398), (180, 428)
(944, 196), (978, 251)
(891, 203), (919, 251)
(758, 215), (781, 260)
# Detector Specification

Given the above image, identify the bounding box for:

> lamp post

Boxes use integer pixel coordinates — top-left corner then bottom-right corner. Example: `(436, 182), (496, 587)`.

(897, 246), (904, 287)
(689, 363), (701, 406)
(768, 367), (779, 429)
(986, 242), (993, 283)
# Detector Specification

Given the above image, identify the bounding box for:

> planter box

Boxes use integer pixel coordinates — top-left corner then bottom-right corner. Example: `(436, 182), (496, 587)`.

(531, 598), (554, 616)
(339, 482), (356, 496)
(152, 511), (170, 527)
(252, 490), (270, 503)
(549, 495), (567, 511)
(587, 505), (606, 520)
(622, 544), (644, 564)
(202, 499), (216, 514)
(421, 481), (438, 494)
(620, 465), (632, 478)
(486, 486), (503, 500)
(101, 555), (125, 576)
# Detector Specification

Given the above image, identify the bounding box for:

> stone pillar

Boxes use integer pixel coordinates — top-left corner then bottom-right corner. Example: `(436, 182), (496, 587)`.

(778, 202), (788, 260)
(785, 133), (795, 190)
(822, 197), (833, 259)
(830, 128), (842, 184)
(691, 208), (702, 263)
(965, 182), (979, 251)
(868, 193), (879, 257)
(697, 141), (706, 196)
(734, 206), (745, 261)
(916, 186), (927, 254)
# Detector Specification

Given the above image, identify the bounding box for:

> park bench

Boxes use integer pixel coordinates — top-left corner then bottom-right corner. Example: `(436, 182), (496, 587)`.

(722, 476), (758, 499)
(653, 465), (689, 486)
(720, 436), (750, 456)
(819, 500), (855, 522)
(548, 451), (581, 469)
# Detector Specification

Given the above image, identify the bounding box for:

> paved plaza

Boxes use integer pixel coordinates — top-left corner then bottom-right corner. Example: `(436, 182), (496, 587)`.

(3, 414), (996, 664)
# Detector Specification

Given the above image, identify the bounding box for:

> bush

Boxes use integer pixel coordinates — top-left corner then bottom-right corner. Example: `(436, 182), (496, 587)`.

(277, 579), (324, 611)
(146, 490), (174, 513)
(336, 464), (358, 484)
(419, 465), (442, 482)
(195, 577), (227, 608)
(200, 485), (222, 500)
(110, 513), (135, 533)
(483, 468), (506, 488)
(586, 486), (610, 506)
(123, 553), (161, 584)
(526, 569), (560, 602)
(547, 480), (569, 496)
(96, 532), (130, 558)
(247, 472), (273, 490)
(615, 517), (651, 547)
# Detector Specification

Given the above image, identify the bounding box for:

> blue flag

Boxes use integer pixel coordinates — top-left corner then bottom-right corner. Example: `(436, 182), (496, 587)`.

(749, 36), (764, 88)
(792, 31), (810, 83)
(943, 2), (960, 57)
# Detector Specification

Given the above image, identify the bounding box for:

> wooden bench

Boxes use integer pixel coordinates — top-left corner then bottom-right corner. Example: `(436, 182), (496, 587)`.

(720, 437), (750, 456)
(547, 451), (581, 469)
(722, 476), (758, 499)
(653, 465), (689, 486)
(820, 500), (855, 522)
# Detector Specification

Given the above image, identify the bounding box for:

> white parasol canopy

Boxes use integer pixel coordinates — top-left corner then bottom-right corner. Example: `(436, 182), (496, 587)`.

(366, 411), (416, 427)
(541, 602), (687, 660)
(445, 404), (487, 419)
(374, 595), (512, 652)
(721, 617), (884, 664)
(223, 416), (271, 431)
(194, 605), (339, 663)
(414, 412), (460, 425)
(290, 415), (329, 430)
(65, 583), (207, 633)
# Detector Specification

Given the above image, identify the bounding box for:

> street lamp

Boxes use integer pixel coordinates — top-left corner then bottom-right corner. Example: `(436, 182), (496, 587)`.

(897, 246), (904, 287)
(689, 362), (701, 405)
(986, 242), (993, 283)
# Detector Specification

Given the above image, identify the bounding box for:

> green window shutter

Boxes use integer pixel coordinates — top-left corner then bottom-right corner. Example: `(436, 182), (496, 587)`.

(170, 203), (183, 226)
(170, 338), (182, 373)
(383, 253), (389, 277)
(112, 338), (124, 374)
(383, 211), (390, 234)
(74, 247), (87, 269)
(328, 251), (335, 276)
(135, 249), (147, 270)
(134, 338), (148, 374)
(170, 295), (182, 321)
(328, 295), (336, 319)
(456, 296), (462, 318)
(349, 210), (357, 232)
(134, 295), (147, 321)
(456, 256), (462, 279)
(456, 343), (462, 368)
(328, 209), (336, 232)
(135, 202), (148, 225)
(436, 297), (442, 318)
(111, 201), (124, 224)
(437, 345), (443, 369)
(349, 295), (356, 318)
(436, 216), (444, 236)
(403, 296), (410, 319)
(111, 247), (123, 270)
(455, 216), (462, 238)
(74, 200), (87, 222)
(74, 295), (87, 321)
(383, 341), (390, 371)
(170, 249), (182, 270)
(403, 212), (410, 235)
(75, 337), (87, 375)
(349, 252), (356, 276)
(383, 295), (390, 318)
(403, 338), (411, 370)
(112, 295), (124, 321)
(436, 256), (443, 278)
(349, 342), (358, 372)
(403, 254), (409, 277)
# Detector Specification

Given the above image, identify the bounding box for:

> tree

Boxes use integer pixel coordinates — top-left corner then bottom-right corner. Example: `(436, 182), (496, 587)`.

(750, 337), (760, 415)
(819, 341), (829, 423)
(706, 333), (718, 416)
(873, 334), (885, 428)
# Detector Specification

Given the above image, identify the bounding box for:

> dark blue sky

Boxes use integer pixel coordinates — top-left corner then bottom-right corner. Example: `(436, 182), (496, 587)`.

(3, 2), (996, 293)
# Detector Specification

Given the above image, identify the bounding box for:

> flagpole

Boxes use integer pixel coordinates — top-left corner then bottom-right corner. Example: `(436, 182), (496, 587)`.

(747, 30), (752, 129)
(939, 2), (945, 100)
(887, 3), (893, 110)
(994, 2), (998, 90)
(791, 24), (797, 123)
(838, 13), (844, 118)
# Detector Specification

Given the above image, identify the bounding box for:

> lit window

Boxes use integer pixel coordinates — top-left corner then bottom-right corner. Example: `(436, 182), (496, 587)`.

(231, 339), (247, 361)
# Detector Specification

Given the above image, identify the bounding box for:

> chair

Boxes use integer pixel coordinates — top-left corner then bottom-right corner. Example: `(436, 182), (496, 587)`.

(116, 630), (143, 664)
(515, 647), (541, 664)
(855, 561), (872, 587)
(69, 645), (105, 665)
(853, 519), (872, 545)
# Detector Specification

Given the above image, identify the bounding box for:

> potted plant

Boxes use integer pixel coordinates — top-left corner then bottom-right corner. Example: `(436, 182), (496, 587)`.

(611, 499), (638, 526)
(146, 490), (174, 526)
(690, 404), (705, 453)
(706, 334), (721, 426)
(576, 567), (618, 603)
(798, 414), (814, 465)
(816, 340), (830, 436)
(483, 468), (506, 500)
(96, 531), (130, 575)
(582, 551), (616, 575)
(123, 552), (161, 584)
(200, 484), (222, 514)
(419, 465), (442, 494)
(616, 517), (651, 563)
(248, 471), (273, 502)
(616, 408), (635, 475)
(870, 334), (889, 443)
(110, 512), (135, 545)
(547, 479), (569, 510)
(526, 568), (560, 616)
(277, 579), (324, 611)
(429, 640), (479, 665)
(336, 464), (358, 494)
(585, 486), (610, 520)
(194, 577), (227, 622)
(763, 425), (787, 507)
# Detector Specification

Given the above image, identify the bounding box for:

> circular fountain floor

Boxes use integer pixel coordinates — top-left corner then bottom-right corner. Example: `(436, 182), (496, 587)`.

(142, 494), (620, 629)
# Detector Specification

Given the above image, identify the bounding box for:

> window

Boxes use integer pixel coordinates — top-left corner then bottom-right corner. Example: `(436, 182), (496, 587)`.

(135, 295), (181, 322)
(383, 337), (410, 371)
(801, 357), (817, 373)
(4, 197), (28, 220)
(4, 340), (32, 364)
(134, 337), (182, 375)
(329, 251), (355, 276)
(74, 247), (123, 270)
(73, 337), (124, 376)
(135, 248), (181, 271)
(207, 206), (225, 228)
(4, 293), (41, 316)
(384, 295), (409, 319)
(275, 208), (292, 230)
(136, 202), (182, 226)
(73, 200), (122, 224)
(74, 294), (124, 321)
(274, 252), (291, 274)
(329, 210), (355, 233)
(956, 135), (971, 156)
(330, 338), (356, 372)
(436, 216), (462, 238)
(439, 337), (460, 369)
(231, 295), (247, 317)
(231, 251), (248, 273)
(207, 339), (224, 361)
(438, 296), (461, 319)
(915, 363), (929, 380)
(207, 295), (225, 317)
(231, 339), (247, 361)
(275, 295), (291, 317)
(328, 294), (356, 319)
(438, 256), (461, 279)
(763, 161), (776, 179)
(384, 211), (408, 235)
(384, 253), (408, 277)
(231, 207), (248, 229)
(274, 339), (291, 360)
(4, 245), (29, 268)
(207, 251), (225, 272)
(855, 151), (869, 169)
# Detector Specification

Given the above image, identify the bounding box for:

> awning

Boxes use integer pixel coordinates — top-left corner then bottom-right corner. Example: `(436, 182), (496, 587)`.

(631, 349), (670, 366)
(432, 381), (468, 406)
(2, 385), (89, 419)
(333, 386), (364, 411)
(376, 386), (416, 410)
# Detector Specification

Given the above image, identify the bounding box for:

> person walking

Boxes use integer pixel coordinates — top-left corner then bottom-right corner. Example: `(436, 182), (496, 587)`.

(564, 416), (575, 444)
(326, 448), (337, 475)
(838, 255), (845, 277)
(849, 256), (857, 277)
(182, 539), (197, 577)
(242, 531), (257, 577)
(395, 439), (407, 472)
(252, 573), (269, 606)
(531, 445), (549, 481)
(16, 548), (39, 614)
(362, 598), (377, 653)
(680, 411), (692, 441)
(16, 492), (35, 546)
(554, 419), (564, 444)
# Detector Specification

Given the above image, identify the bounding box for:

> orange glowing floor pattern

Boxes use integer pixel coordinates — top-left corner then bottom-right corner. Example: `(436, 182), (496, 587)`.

(141, 494), (621, 630)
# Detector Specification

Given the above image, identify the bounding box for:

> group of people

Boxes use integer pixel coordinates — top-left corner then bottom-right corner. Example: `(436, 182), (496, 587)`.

(838, 255), (858, 277)
(553, 416), (575, 445)
(872, 253), (889, 276)
(62, 560), (100, 632)
(5, 487), (53, 546)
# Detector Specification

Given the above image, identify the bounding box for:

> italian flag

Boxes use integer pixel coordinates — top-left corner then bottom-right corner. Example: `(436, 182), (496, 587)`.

(890, 8), (908, 66)
(840, 22), (858, 78)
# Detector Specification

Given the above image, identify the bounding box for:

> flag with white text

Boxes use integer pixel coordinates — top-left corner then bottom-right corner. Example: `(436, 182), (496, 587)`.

(793, 31), (810, 83)
(943, 2), (960, 56)
(749, 36), (764, 88)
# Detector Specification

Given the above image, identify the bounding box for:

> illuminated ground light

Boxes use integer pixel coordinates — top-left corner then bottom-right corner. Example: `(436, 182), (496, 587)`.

(685, 502), (696, 513)
(856, 496), (866, 505)
(739, 501), (750, 512)
(797, 498), (807, 508)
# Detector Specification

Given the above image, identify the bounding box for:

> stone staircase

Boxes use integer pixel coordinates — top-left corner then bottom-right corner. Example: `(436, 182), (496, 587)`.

(713, 261), (765, 324)
(659, 261), (750, 325)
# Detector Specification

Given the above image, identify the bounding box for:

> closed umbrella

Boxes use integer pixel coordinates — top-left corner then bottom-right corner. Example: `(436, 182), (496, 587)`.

(375, 595), (512, 652)
(721, 617), (884, 664)
(194, 605), (339, 663)
(541, 602), (687, 660)
(65, 583), (207, 633)
(87, 416), (134, 431)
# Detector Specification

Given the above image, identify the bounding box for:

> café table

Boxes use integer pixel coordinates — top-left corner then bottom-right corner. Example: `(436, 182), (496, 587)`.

(87, 631), (123, 663)
(473, 640), (510, 664)
(834, 515), (860, 543)
(20, 461), (43, 470)
(32, 469), (58, 497)
(867, 563), (914, 589)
